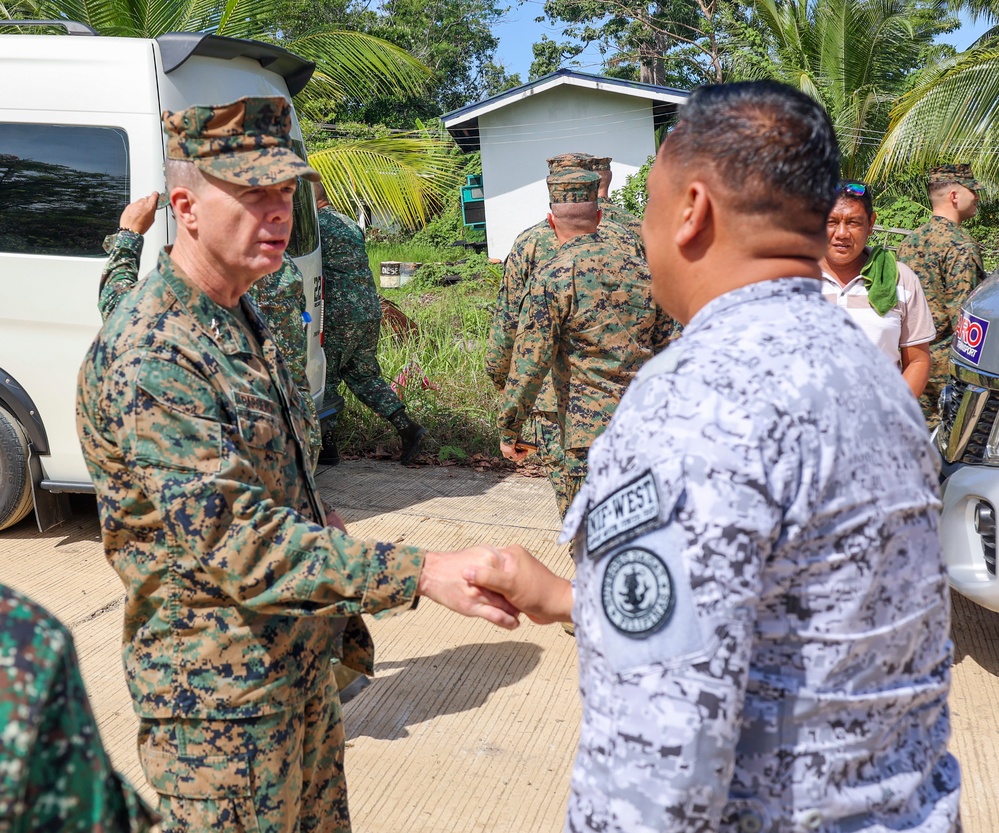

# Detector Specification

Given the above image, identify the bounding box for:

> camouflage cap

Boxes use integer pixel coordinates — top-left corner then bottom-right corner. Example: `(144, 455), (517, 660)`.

(928, 163), (981, 191)
(162, 96), (320, 186)
(547, 169), (600, 204)
(547, 152), (593, 174)
(579, 156), (611, 172)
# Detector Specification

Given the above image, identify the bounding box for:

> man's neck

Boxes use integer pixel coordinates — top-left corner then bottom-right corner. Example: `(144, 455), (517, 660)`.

(169, 239), (253, 308)
(820, 250), (869, 286)
(932, 205), (961, 224)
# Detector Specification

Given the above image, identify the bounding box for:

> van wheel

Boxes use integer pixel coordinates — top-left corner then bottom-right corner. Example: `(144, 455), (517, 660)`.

(0, 405), (34, 531)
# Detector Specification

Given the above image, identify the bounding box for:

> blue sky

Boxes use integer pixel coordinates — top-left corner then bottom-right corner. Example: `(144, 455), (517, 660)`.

(492, 4), (994, 81)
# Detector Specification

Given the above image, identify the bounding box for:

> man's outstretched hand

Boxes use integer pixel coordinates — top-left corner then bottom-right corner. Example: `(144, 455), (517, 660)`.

(418, 547), (521, 630)
(463, 545), (573, 625)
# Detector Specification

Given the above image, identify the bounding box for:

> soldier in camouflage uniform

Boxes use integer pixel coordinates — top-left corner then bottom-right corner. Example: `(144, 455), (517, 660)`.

(76, 95), (519, 833)
(579, 155), (643, 237)
(99, 192), (324, 466)
(471, 81), (961, 833)
(0, 583), (158, 832)
(498, 169), (674, 518)
(312, 180), (426, 466)
(486, 153), (647, 517)
(897, 163), (986, 425)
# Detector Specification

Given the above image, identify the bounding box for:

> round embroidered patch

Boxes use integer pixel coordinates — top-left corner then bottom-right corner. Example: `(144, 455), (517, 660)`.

(601, 547), (675, 638)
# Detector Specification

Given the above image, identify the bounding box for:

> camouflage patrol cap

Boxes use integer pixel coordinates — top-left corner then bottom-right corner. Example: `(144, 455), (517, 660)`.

(579, 156), (611, 172)
(547, 169), (600, 203)
(928, 163), (981, 191)
(547, 152), (593, 174)
(162, 96), (320, 186)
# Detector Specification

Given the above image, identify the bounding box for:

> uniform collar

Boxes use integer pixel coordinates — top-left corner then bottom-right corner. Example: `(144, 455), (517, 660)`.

(685, 277), (822, 335)
(155, 249), (268, 356)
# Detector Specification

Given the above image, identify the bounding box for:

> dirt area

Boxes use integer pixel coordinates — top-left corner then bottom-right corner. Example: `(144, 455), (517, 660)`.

(2, 460), (997, 830)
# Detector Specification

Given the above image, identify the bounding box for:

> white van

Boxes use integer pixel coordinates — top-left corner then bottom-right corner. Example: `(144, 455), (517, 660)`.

(0, 22), (326, 531)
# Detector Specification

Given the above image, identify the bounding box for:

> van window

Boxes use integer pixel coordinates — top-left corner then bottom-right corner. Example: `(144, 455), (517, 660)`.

(288, 139), (319, 258)
(0, 123), (130, 257)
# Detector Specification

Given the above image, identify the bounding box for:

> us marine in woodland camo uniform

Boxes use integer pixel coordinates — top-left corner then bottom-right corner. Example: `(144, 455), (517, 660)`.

(485, 153), (647, 514)
(99, 194), (323, 466)
(0, 584), (157, 832)
(77, 95), (519, 833)
(313, 180), (426, 466)
(896, 163), (987, 425)
(579, 155), (644, 237)
(498, 169), (674, 517)
(469, 81), (961, 833)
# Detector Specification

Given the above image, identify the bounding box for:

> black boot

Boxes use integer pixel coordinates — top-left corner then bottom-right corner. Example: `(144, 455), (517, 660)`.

(390, 409), (427, 465)
(318, 426), (340, 466)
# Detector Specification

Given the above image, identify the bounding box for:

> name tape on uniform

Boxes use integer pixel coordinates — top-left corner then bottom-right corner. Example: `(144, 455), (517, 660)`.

(587, 471), (661, 557)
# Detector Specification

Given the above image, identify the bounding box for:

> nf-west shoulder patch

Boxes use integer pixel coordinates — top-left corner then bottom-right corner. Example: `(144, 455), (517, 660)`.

(586, 471), (674, 559)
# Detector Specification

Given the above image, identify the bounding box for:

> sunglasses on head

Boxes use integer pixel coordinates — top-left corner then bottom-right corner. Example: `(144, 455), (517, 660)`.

(839, 181), (868, 196)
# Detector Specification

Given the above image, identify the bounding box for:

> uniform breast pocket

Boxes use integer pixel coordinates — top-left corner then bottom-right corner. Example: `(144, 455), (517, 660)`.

(232, 393), (289, 454)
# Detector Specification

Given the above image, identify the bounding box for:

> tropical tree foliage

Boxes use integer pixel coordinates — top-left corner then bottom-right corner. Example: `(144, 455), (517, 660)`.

(1, 0), (460, 226)
(871, 30), (999, 185)
(726, 0), (956, 179)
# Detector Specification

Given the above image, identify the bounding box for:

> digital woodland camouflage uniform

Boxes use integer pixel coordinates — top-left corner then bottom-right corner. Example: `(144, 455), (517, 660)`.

(897, 215), (986, 425)
(497, 173), (674, 516)
(99, 223), (323, 469)
(0, 584), (157, 833)
(560, 278), (960, 832)
(318, 205), (406, 423)
(77, 97), (429, 833)
(485, 154), (648, 514)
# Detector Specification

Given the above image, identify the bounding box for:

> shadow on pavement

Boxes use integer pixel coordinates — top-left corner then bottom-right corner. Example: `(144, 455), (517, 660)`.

(345, 640), (543, 741)
(950, 590), (999, 677)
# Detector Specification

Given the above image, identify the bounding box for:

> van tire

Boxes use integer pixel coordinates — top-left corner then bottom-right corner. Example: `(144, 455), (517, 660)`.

(0, 404), (34, 531)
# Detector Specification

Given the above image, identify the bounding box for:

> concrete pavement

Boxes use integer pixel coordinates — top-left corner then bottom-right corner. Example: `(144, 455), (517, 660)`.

(2, 460), (998, 830)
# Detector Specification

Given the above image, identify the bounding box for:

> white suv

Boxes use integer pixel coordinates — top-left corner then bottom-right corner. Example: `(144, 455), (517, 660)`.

(0, 23), (325, 531)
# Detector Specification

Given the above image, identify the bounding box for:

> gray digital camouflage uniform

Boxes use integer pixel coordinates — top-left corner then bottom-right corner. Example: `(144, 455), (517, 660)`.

(896, 215), (986, 425)
(98, 230), (323, 466)
(497, 229), (674, 517)
(318, 205), (404, 420)
(78, 249), (426, 832)
(0, 584), (157, 832)
(560, 278), (960, 832)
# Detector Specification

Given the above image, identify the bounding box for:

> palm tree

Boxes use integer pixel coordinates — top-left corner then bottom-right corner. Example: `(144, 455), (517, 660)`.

(727, 0), (955, 180)
(870, 28), (999, 184)
(2, 0), (461, 226)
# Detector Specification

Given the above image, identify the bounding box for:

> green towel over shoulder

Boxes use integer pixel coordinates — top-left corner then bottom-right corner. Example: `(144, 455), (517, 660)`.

(860, 245), (898, 317)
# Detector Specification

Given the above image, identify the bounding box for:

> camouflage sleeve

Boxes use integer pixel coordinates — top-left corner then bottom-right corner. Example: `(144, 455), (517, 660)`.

(564, 373), (778, 831)
(484, 249), (529, 390)
(111, 353), (423, 615)
(98, 230), (143, 321)
(652, 307), (682, 354)
(496, 273), (565, 443)
(943, 243), (987, 330)
(0, 588), (158, 832)
(248, 261), (322, 468)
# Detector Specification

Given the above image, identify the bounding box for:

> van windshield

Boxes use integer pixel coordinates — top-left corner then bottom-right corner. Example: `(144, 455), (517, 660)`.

(0, 123), (129, 257)
(288, 139), (319, 258)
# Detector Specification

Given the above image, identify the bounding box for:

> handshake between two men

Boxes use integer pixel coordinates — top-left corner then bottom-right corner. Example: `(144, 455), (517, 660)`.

(428, 545), (571, 629)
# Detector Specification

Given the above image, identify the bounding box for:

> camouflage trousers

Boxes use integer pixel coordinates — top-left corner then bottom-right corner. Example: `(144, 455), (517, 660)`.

(920, 341), (951, 429)
(324, 317), (403, 421)
(528, 411), (587, 519)
(138, 679), (348, 833)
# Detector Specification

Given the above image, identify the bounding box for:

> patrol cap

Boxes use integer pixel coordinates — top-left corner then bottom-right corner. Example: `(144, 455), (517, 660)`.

(928, 163), (981, 191)
(547, 152), (592, 174)
(580, 156), (612, 172)
(547, 169), (600, 203)
(162, 96), (321, 186)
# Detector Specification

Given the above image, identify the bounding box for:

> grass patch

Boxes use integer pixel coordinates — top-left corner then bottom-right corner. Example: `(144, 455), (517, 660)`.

(334, 279), (506, 462)
(367, 241), (464, 277)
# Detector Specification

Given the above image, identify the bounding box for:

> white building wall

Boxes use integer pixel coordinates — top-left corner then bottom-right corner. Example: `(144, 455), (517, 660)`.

(478, 85), (656, 259)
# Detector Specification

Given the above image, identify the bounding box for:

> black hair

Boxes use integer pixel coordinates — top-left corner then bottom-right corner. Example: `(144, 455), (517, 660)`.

(666, 81), (840, 230)
(835, 183), (874, 218)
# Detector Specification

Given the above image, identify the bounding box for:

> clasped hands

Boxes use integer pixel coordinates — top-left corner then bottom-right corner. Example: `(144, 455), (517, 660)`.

(418, 544), (573, 630)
